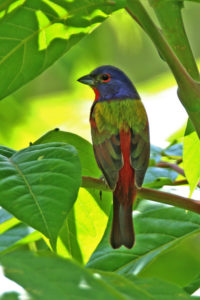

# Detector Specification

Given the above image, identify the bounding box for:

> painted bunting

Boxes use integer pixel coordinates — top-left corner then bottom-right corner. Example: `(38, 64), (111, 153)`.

(78, 66), (150, 249)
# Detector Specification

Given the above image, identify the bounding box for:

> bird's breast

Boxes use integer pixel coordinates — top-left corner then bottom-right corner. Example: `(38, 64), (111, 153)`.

(91, 99), (146, 133)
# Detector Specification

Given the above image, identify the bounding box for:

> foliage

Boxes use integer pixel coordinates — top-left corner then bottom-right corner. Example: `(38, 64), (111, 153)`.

(0, 0), (200, 299)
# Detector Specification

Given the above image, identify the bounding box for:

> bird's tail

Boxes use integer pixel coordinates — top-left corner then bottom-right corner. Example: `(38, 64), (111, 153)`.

(110, 186), (137, 249)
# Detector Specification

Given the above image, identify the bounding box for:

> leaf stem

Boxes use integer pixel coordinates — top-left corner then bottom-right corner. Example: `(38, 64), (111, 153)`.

(82, 176), (200, 214)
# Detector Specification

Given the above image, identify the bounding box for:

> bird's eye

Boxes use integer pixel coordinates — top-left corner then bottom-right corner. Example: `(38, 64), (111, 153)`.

(100, 73), (111, 82)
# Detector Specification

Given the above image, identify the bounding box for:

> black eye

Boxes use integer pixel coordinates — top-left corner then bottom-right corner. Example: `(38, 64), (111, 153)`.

(100, 73), (111, 82)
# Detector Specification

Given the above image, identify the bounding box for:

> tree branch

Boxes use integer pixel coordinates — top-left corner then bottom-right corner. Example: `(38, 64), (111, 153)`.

(82, 176), (200, 214)
(126, 0), (200, 137)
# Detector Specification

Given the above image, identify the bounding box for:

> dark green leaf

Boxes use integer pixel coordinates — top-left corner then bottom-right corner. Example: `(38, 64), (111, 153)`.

(0, 223), (30, 253)
(0, 0), (126, 100)
(0, 146), (16, 158)
(100, 272), (194, 300)
(0, 142), (81, 247)
(33, 129), (100, 177)
(87, 200), (200, 287)
(0, 292), (21, 300)
(0, 251), (194, 300)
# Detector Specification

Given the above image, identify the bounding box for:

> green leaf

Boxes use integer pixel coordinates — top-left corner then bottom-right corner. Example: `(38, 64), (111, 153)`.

(87, 200), (200, 287)
(183, 123), (200, 195)
(184, 273), (200, 295)
(57, 188), (112, 264)
(0, 223), (29, 253)
(0, 292), (20, 300)
(0, 208), (21, 236)
(164, 143), (183, 158)
(0, 142), (81, 248)
(0, 251), (193, 300)
(0, 146), (16, 158)
(34, 130), (112, 263)
(100, 272), (194, 300)
(149, 145), (162, 165)
(143, 167), (178, 188)
(33, 129), (100, 177)
(0, 0), (125, 100)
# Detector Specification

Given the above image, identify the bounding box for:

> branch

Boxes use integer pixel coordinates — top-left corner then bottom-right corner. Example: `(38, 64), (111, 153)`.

(126, 0), (200, 137)
(82, 176), (200, 214)
(156, 162), (185, 176)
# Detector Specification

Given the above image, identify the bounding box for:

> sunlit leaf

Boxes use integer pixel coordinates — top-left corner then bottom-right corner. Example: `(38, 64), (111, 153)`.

(0, 0), (125, 100)
(87, 200), (200, 287)
(34, 130), (112, 263)
(183, 123), (200, 195)
(0, 142), (81, 248)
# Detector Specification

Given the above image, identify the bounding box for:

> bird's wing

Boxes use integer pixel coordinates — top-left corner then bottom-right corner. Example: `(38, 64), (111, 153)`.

(90, 105), (123, 190)
(91, 127), (123, 190)
(130, 105), (150, 188)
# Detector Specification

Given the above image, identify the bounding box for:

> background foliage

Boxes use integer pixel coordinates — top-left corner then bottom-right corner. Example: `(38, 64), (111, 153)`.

(0, 0), (200, 299)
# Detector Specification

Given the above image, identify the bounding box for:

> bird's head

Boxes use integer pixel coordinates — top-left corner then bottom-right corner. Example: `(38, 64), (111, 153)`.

(78, 65), (140, 101)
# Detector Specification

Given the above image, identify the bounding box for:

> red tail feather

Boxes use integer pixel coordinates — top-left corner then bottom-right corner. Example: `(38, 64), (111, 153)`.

(110, 129), (136, 249)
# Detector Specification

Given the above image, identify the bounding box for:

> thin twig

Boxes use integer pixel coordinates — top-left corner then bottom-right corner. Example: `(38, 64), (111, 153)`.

(82, 176), (200, 214)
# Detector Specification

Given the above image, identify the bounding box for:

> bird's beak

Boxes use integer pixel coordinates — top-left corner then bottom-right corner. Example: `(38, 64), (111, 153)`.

(77, 74), (95, 86)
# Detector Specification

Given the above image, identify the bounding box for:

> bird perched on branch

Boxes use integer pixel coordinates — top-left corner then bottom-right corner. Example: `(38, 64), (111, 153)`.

(78, 65), (150, 249)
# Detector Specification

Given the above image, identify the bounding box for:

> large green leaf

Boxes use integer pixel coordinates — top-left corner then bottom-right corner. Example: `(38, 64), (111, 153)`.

(34, 130), (112, 263)
(100, 272), (194, 300)
(0, 251), (194, 300)
(0, 0), (125, 100)
(0, 142), (81, 248)
(33, 129), (100, 177)
(87, 200), (200, 287)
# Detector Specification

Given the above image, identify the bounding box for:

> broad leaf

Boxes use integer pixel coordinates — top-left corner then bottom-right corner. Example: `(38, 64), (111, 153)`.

(100, 272), (194, 300)
(0, 0), (125, 100)
(0, 251), (194, 300)
(34, 130), (112, 263)
(33, 129), (100, 177)
(87, 200), (200, 287)
(0, 142), (81, 248)
(0, 146), (16, 158)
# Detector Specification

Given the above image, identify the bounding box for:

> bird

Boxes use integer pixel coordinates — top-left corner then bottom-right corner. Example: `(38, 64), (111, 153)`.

(78, 65), (150, 249)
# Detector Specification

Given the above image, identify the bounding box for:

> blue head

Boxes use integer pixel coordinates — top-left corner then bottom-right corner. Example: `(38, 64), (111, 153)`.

(78, 65), (140, 101)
